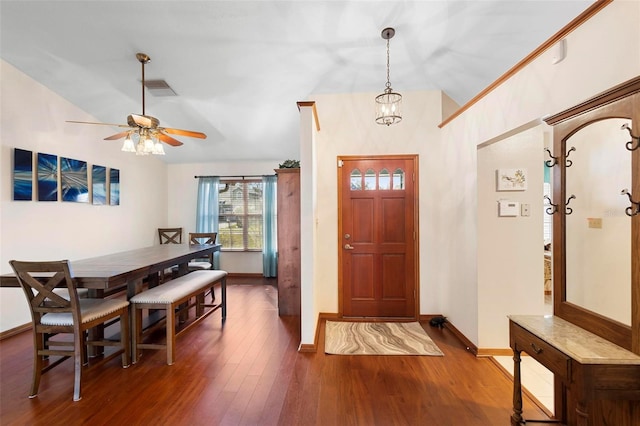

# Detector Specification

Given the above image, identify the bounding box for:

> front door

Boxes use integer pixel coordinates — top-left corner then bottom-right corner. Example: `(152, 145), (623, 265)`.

(339, 155), (418, 318)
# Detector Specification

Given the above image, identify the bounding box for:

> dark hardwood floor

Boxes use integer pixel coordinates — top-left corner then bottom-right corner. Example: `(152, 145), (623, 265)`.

(0, 277), (550, 425)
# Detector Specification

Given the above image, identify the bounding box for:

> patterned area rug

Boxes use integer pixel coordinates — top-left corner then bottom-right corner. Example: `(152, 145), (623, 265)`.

(324, 321), (444, 356)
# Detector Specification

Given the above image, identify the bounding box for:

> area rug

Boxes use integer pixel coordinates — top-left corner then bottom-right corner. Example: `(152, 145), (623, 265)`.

(324, 321), (444, 356)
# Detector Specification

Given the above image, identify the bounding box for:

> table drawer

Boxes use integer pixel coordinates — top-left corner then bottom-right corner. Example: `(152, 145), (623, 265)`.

(511, 323), (571, 381)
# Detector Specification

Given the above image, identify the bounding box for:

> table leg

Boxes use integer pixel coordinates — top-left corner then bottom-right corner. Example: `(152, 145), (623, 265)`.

(511, 349), (524, 425)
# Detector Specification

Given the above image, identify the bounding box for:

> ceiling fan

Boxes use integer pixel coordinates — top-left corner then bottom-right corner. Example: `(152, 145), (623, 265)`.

(67, 52), (206, 155)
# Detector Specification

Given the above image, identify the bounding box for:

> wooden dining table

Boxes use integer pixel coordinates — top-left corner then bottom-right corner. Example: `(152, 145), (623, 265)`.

(0, 243), (222, 299)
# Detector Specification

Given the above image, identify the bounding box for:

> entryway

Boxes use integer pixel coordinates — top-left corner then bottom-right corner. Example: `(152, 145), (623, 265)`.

(337, 155), (419, 318)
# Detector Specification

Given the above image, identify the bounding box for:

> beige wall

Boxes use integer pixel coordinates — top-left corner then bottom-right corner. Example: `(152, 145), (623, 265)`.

(167, 160), (283, 274)
(0, 60), (168, 332)
(477, 125), (546, 349)
(441, 0), (640, 347)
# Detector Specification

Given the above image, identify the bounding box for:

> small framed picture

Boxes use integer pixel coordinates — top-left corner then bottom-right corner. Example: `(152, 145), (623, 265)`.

(497, 168), (527, 191)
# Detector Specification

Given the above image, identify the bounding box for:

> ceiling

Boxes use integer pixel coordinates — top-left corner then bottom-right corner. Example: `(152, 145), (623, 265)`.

(0, 1), (594, 164)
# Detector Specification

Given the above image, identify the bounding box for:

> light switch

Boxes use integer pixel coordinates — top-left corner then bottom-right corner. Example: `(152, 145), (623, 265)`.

(521, 204), (530, 217)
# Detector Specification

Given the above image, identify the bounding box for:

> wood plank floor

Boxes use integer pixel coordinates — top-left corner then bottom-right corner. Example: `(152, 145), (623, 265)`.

(0, 278), (551, 425)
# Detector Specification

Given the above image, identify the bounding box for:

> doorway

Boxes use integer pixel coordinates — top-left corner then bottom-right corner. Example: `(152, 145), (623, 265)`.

(338, 155), (419, 318)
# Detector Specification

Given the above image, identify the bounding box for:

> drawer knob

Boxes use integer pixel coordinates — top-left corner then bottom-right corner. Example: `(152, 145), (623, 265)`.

(530, 343), (543, 354)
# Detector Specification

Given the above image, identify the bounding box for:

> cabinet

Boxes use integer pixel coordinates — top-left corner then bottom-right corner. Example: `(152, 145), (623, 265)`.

(275, 168), (300, 316)
(509, 316), (640, 426)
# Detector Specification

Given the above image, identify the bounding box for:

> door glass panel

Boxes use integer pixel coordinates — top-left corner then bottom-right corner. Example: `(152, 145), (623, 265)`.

(365, 168), (376, 190)
(379, 168), (390, 190)
(393, 168), (405, 190)
(350, 169), (362, 190)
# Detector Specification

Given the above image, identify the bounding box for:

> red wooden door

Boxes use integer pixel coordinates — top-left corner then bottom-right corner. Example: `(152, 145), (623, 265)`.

(339, 155), (418, 318)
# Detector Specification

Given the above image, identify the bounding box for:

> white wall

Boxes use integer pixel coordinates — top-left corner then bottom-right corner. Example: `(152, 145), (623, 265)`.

(310, 90), (445, 318)
(477, 125), (546, 349)
(0, 60), (168, 332)
(167, 160), (286, 274)
(442, 0), (640, 347)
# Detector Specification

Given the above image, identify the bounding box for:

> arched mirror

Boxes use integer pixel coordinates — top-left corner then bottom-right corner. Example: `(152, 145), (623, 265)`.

(544, 76), (640, 353)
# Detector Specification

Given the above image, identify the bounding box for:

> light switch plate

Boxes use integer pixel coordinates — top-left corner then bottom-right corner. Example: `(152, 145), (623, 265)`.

(521, 204), (530, 216)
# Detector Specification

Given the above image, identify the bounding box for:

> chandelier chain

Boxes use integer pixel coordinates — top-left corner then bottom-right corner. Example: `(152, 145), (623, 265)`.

(385, 38), (391, 91)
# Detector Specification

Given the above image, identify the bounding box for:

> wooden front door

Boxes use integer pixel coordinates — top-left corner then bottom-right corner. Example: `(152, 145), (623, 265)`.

(339, 155), (418, 318)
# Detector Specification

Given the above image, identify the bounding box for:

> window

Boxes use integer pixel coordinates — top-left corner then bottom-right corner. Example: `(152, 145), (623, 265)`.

(218, 180), (263, 251)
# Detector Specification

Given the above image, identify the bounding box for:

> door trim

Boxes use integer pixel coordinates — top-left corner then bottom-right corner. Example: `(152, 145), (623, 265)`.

(337, 154), (420, 319)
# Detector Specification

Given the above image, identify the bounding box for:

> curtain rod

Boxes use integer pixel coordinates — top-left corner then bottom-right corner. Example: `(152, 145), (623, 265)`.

(194, 174), (275, 179)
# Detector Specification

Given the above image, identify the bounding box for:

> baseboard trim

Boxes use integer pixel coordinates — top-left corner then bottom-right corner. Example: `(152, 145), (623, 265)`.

(0, 323), (30, 340)
(227, 272), (265, 279)
(477, 348), (514, 357)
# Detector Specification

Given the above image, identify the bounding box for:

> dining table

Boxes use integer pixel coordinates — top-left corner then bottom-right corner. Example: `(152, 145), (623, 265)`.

(0, 243), (222, 299)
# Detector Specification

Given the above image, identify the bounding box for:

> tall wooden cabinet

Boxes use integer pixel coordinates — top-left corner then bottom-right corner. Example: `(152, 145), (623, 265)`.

(275, 168), (301, 317)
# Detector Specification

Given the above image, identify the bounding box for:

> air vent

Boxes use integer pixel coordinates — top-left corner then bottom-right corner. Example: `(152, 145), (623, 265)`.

(143, 79), (177, 96)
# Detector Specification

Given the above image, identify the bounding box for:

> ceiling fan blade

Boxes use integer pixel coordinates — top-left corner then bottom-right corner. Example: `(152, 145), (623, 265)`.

(66, 120), (130, 128)
(103, 131), (130, 141)
(162, 127), (207, 139)
(157, 132), (184, 147)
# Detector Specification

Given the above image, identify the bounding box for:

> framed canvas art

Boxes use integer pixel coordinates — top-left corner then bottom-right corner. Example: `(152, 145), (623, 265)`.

(37, 152), (58, 201)
(497, 168), (528, 191)
(92, 165), (107, 205)
(13, 148), (33, 201)
(109, 168), (120, 205)
(61, 157), (88, 202)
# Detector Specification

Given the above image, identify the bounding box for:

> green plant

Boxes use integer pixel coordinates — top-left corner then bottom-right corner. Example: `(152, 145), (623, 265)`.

(278, 159), (300, 168)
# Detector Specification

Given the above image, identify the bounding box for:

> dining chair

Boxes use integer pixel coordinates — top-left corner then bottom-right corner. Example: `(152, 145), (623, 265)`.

(158, 227), (183, 245)
(158, 227), (183, 282)
(9, 260), (130, 402)
(188, 232), (218, 302)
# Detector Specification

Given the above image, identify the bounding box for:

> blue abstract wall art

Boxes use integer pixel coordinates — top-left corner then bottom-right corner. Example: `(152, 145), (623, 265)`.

(109, 168), (120, 206)
(61, 157), (88, 202)
(13, 148), (33, 201)
(92, 165), (107, 205)
(37, 152), (58, 201)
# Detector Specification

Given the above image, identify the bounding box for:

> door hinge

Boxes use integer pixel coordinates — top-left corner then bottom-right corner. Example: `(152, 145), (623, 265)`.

(338, 159), (343, 167)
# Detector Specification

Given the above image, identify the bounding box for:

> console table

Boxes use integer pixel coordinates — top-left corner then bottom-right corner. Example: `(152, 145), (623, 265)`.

(509, 315), (640, 425)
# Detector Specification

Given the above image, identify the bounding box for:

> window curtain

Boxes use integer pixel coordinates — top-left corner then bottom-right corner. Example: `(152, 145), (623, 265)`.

(196, 176), (221, 269)
(262, 175), (278, 277)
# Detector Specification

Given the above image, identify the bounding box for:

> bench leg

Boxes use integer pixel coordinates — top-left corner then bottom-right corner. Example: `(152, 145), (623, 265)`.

(221, 277), (227, 320)
(196, 293), (205, 318)
(166, 304), (175, 365)
(132, 307), (143, 363)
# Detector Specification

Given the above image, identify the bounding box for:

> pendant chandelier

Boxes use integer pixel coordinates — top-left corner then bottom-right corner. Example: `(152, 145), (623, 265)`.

(375, 27), (402, 126)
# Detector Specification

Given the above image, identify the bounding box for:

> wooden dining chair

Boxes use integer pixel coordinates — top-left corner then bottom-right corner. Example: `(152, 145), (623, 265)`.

(158, 227), (183, 245)
(158, 227), (183, 282)
(188, 232), (218, 301)
(9, 260), (130, 402)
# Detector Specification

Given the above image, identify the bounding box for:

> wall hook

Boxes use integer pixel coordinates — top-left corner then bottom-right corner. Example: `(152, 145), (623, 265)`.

(621, 189), (640, 216)
(621, 123), (640, 151)
(544, 195), (558, 215)
(544, 148), (558, 167)
(565, 146), (576, 167)
(565, 194), (576, 215)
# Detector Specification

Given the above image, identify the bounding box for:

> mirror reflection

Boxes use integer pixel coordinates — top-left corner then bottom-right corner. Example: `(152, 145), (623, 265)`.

(564, 118), (632, 325)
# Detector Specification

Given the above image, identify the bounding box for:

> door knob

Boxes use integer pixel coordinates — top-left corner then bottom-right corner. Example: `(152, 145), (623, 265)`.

(344, 244), (354, 250)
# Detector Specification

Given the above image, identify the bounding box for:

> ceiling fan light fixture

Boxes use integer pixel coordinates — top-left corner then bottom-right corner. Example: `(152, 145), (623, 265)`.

(121, 132), (136, 152)
(375, 27), (402, 126)
(152, 139), (166, 155)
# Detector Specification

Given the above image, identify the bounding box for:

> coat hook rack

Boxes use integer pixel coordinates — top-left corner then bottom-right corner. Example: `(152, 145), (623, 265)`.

(621, 189), (640, 216)
(544, 148), (558, 167)
(621, 123), (640, 151)
(544, 195), (558, 215)
(565, 146), (576, 167)
(565, 194), (576, 215)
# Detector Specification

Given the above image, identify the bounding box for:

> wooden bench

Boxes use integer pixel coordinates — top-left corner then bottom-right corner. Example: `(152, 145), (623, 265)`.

(130, 270), (227, 365)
